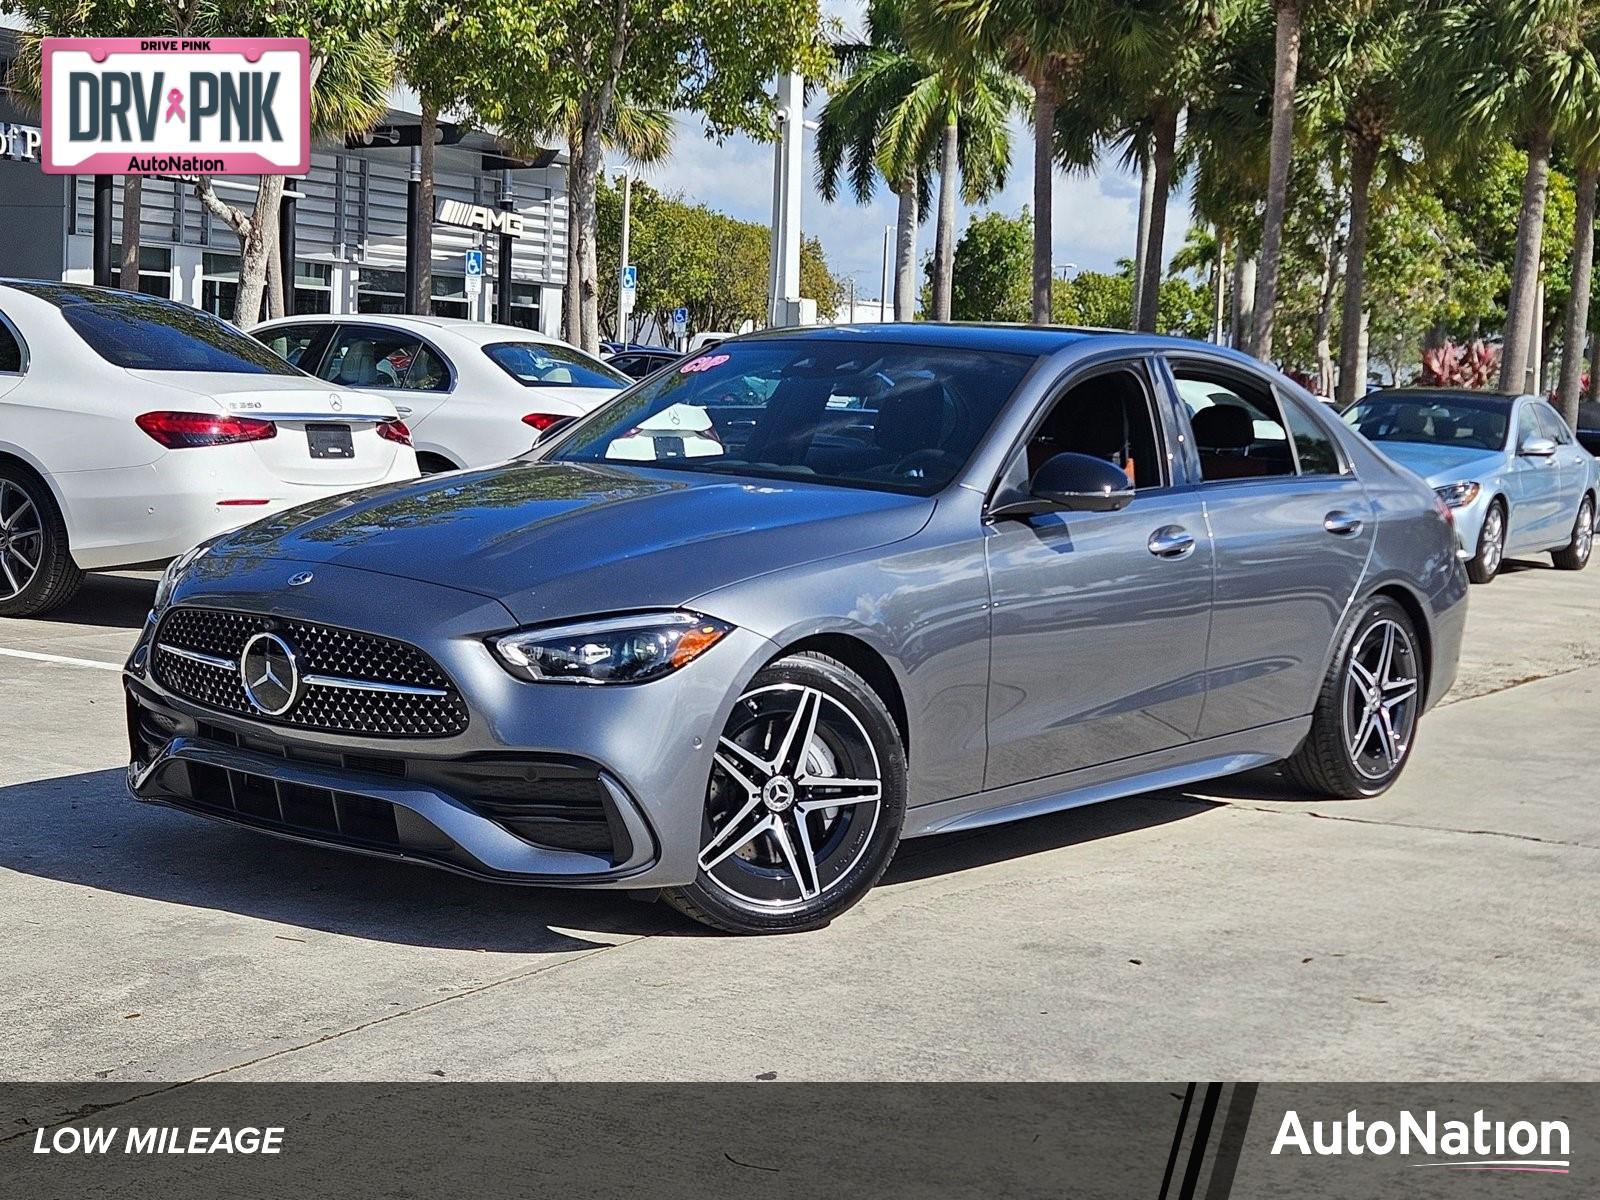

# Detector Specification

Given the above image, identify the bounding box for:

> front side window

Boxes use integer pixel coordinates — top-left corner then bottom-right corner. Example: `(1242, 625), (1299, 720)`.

(550, 339), (1037, 496)
(19, 284), (300, 374)
(255, 323), (327, 371)
(483, 341), (628, 389)
(1172, 366), (1294, 481)
(1535, 402), (1573, 445)
(1345, 393), (1511, 453)
(317, 327), (422, 389)
(1516, 404), (1541, 449)
(1024, 365), (1165, 489)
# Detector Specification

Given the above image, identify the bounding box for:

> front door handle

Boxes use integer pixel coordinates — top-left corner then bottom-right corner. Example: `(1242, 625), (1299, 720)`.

(1324, 510), (1364, 536)
(1148, 525), (1196, 559)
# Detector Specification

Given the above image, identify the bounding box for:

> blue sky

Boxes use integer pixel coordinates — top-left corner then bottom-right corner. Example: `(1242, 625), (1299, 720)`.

(610, 0), (1195, 303)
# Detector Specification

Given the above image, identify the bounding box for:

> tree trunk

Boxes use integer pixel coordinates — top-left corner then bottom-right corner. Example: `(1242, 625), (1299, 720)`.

(1312, 233), (1337, 397)
(266, 245), (285, 319)
(414, 102), (438, 316)
(233, 174), (284, 327)
(1500, 124), (1554, 392)
(1131, 148), (1154, 328)
(573, 117), (606, 353)
(1031, 69), (1056, 325)
(1251, 0), (1302, 360)
(1137, 105), (1178, 333)
(1231, 253), (1257, 349)
(932, 113), (959, 322)
(1211, 230), (1228, 344)
(1336, 135), (1379, 408)
(564, 143), (581, 345)
(893, 181), (918, 321)
(118, 176), (142, 291)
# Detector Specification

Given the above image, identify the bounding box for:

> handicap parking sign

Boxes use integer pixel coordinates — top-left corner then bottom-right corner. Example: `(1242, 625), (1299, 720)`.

(622, 264), (637, 291)
(464, 249), (484, 277)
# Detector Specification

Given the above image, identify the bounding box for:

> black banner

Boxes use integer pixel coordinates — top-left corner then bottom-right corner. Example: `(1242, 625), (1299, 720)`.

(2, 1083), (1592, 1197)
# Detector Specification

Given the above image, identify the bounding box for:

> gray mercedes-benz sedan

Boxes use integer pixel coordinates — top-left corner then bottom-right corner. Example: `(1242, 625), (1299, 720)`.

(124, 325), (1467, 934)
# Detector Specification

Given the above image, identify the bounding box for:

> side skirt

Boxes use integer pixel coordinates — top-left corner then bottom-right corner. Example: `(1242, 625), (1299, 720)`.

(902, 716), (1312, 839)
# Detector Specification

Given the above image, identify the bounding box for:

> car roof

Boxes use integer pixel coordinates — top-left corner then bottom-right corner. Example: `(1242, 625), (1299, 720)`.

(1373, 388), (1526, 407)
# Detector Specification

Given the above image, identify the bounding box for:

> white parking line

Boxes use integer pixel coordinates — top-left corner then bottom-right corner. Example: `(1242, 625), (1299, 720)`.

(0, 647), (124, 672)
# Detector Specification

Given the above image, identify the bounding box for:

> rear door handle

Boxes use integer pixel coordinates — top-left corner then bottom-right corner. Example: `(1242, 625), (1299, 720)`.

(1148, 525), (1196, 558)
(1324, 510), (1363, 536)
(394, 405), (414, 416)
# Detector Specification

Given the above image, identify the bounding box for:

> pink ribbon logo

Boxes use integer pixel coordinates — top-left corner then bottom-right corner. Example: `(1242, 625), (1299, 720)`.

(164, 88), (185, 123)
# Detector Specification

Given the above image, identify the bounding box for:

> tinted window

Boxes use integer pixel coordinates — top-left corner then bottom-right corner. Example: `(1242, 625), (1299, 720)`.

(255, 323), (326, 371)
(1535, 403), (1572, 445)
(550, 339), (1037, 496)
(318, 327), (422, 389)
(1344, 393), (1511, 452)
(484, 341), (629, 389)
(45, 288), (300, 374)
(1172, 368), (1294, 481)
(1516, 404), (1541, 448)
(405, 343), (451, 392)
(1282, 396), (1344, 475)
(0, 315), (21, 373)
(1026, 365), (1165, 489)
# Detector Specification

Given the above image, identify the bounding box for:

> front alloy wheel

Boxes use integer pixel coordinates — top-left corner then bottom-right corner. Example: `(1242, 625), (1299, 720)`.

(664, 651), (906, 934)
(1467, 501), (1505, 583)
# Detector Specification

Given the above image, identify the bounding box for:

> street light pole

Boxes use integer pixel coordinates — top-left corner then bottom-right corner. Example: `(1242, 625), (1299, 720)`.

(616, 167), (633, 342)
(497, 169), (515, 325)
(880, 225), (891, 323)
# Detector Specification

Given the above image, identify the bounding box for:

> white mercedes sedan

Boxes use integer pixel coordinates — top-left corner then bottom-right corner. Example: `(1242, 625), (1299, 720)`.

(0, 281), (418, 618)
(250, 314), (630, 473)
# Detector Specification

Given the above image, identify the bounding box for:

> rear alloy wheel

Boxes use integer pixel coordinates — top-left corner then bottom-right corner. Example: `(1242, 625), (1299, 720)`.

(0, 466), (82, 618)
(1552, 495), (1594, 571)
(663, 651), (906, 934)
(1467, 500), (1505, 584)
(1284, 597), (1423, 799)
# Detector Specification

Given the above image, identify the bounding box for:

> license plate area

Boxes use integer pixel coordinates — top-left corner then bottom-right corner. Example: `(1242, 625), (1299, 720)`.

(306, 423), (355, 460)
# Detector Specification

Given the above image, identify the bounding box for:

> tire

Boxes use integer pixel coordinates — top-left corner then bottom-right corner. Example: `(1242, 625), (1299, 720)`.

(662, 651), (906, 934)
(0, 463), (83, 619)
(1552, 495), (1594, 571)
(416, 452), (458, 475)
(1283, 596), (1424, 799)
(1466, 499), (1506, 584)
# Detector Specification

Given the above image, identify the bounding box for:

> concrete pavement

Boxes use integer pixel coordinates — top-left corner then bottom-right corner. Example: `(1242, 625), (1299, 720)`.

(0, 557), (1595, 1081)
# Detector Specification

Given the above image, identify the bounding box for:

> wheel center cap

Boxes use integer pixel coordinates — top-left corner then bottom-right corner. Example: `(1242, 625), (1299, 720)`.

(762, 776), (797, 812)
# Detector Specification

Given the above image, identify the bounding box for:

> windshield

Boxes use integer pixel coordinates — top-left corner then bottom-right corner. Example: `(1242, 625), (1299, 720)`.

(483, 341), (628, 389)
(548, 339), (1037, 495)
(16, 283), (301, 375)
(1343, 394), (1510, 452)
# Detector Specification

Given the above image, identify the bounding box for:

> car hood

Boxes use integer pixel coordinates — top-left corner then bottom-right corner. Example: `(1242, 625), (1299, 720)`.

(1370, 440), (1506, 486)
(207, 461), (935, 624)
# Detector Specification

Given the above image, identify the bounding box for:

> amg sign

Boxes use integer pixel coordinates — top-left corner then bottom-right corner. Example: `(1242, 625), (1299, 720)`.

(435, 198), (525, 239)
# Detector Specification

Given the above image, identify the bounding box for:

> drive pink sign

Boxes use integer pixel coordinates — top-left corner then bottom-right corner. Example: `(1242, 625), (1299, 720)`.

(40, 37), (310, 175)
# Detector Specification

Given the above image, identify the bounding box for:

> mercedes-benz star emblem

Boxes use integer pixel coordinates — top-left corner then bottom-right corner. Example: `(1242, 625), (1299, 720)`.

(329, 394), (344, 412)
(288, 572), (314, 587)
(240, 633), (300, 716)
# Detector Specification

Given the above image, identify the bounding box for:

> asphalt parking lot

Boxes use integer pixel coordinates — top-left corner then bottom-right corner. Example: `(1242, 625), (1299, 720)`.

(2, 556), (1596, 1082)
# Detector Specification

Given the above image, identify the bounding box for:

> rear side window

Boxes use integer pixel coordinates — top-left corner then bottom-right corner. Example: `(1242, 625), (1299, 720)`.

(1281, 396), (1346, 475)
(0, 314), (22, 373)
(1171, 366), (1295, 481)
(484, 341), (629, 389)
(52, 290), (300, 374)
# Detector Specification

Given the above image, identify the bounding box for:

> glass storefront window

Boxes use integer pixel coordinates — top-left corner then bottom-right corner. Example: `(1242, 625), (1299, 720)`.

(432, 275), (468, 320)
(292, 261), (334, 315)
(109, 244), (173, 298)
(201, 252), (241, 321)
(507, 282), (541, 331)
(356, 268), (406, 315)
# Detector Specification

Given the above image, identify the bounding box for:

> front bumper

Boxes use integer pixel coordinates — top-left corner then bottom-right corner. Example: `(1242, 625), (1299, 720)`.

(1442, 490), (1489, 560)
(123, 560), (776, 888)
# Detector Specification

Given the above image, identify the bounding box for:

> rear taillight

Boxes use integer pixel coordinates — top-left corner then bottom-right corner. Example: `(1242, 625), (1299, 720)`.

(521, 413), (568, 432)
(136, 411), (277, 449)
(377, 419), (413, 447)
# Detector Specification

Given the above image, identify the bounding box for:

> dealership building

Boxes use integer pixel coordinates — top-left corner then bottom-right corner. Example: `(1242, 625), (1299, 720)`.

(0, 28), (570, 332)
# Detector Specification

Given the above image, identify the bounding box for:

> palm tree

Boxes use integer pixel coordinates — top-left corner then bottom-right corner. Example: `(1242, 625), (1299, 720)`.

(1301, 0), (1414, 405)
(817, 0), (1023, 321)
(1249, 0), (1310, 359)
(501, 99), (673, 344)
(907, 0), (1096, 323)
(1418, 0), (1600, 393)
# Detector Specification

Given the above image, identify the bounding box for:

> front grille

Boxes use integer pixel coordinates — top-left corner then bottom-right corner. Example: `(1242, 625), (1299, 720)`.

(182, 760), (403, 849)
(152, 606), (469, 738)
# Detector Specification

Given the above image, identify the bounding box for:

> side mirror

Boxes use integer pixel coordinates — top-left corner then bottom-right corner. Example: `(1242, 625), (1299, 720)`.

(1519, 435), (1557, 458)
(992, 451), (1135, 517)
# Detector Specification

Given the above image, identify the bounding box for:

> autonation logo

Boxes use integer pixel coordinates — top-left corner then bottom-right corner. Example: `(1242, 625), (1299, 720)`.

(1272, 1109), (1571, 1174)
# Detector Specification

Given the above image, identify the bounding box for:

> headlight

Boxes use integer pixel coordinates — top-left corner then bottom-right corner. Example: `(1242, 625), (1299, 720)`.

(153, 542), (210, 610)
(1434, 481), (1481, 508)
(492, 611), (734, 684)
